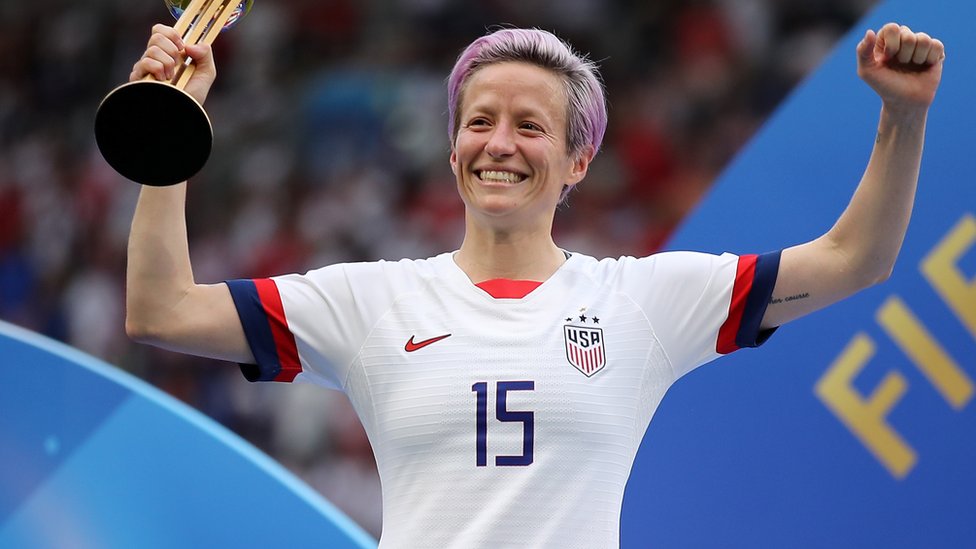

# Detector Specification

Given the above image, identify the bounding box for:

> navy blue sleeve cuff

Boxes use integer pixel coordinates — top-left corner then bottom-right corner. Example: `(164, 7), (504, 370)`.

(736, 250), (781, 349)
(225, 279), (292, 382)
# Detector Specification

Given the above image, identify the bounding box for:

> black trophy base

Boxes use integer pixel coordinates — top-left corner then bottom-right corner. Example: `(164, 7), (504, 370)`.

(95, 80), (212, 186)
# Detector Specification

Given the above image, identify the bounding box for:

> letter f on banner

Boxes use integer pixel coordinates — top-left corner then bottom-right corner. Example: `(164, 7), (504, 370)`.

(815, 334), (916, 478)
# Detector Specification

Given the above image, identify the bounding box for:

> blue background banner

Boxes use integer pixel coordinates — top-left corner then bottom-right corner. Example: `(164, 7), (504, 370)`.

(622, 0), (976, 547)
(0, 320), (375, 548)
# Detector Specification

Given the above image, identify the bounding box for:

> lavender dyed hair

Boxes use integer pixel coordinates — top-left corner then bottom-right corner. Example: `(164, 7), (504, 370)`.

(447, 28), (608, 159)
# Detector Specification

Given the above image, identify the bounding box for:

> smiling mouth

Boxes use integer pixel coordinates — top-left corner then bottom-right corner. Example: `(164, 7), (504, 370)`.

(477, 170), (527, 184)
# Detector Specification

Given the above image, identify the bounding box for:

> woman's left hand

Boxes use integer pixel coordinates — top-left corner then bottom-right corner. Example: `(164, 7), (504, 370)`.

(856, 22), (945, 115)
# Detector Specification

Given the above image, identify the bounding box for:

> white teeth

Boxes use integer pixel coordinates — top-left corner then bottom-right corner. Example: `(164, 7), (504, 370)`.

(478, 170), (524, 183)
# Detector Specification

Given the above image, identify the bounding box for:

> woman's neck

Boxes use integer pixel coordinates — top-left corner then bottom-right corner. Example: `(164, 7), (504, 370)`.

(454, 224), (567, 283)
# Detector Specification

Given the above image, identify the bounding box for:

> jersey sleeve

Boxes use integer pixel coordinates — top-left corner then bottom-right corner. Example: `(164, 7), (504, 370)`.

(224, 260), (406, 388)
(225, 278), (304, 383)
(714, 251), (781, 355)
(621, 250), (781, 379)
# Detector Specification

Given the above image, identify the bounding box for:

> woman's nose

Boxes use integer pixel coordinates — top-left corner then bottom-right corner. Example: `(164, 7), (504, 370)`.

(484, 124), (516, 158)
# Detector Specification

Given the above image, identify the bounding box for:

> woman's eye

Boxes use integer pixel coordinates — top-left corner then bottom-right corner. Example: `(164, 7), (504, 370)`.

(520, 122), (542, 132)
(467, 118), (489, 127)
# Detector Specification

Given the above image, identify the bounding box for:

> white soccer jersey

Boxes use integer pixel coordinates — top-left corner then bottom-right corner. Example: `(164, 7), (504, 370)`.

(225, 250), (780, 548)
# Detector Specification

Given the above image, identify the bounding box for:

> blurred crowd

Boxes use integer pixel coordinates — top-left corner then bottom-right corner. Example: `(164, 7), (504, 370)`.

(0, 0), (872, 536)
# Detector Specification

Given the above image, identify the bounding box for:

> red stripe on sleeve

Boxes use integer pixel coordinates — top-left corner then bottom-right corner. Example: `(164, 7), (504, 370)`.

(716, 255), (757, 354)
(253, 278), (303, 382)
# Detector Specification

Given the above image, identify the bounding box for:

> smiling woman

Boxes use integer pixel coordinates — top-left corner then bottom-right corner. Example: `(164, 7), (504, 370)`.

(450, 61), (590, 269)
(122, 21), (944, 549)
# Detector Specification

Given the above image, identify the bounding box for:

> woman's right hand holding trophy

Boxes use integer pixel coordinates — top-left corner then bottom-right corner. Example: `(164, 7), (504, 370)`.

(95, 0), (252, 186)
(132, 24), (216, 107)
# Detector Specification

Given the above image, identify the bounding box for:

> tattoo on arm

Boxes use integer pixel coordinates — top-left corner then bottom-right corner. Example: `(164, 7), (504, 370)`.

(769, 292), (810, 306)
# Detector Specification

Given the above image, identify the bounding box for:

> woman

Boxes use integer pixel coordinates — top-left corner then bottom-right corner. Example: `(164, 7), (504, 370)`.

(126, 22), (943, 548)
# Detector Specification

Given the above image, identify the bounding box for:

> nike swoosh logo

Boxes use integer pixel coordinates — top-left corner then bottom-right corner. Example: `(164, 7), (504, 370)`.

(405, 334), (452, 352)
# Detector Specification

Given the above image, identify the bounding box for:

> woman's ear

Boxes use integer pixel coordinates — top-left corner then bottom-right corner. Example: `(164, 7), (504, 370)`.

(450, 148), (458, 175)
(567, 145), (594, 186)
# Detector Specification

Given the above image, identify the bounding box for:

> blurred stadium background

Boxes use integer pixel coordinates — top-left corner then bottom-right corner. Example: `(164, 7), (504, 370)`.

(0, 0), (874, 536)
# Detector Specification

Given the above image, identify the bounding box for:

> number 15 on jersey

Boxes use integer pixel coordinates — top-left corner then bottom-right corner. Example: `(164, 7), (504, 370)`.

(472, 381), (535, 467)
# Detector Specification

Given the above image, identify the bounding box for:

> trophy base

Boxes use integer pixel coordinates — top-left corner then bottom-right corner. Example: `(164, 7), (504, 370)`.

(95, 81), (213, 186)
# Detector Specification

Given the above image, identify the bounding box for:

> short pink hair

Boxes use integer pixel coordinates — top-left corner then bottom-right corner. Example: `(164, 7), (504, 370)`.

(447, 28), (608, 159)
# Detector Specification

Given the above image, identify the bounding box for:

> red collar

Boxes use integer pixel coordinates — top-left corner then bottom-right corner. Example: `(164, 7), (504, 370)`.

(475, 278), (543, 299)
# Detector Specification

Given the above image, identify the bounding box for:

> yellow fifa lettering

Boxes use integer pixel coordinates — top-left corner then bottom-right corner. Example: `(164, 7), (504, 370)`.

(877, 296), (974, 409)
(921, 213), (976, 340)
(815, 334), (916, 478)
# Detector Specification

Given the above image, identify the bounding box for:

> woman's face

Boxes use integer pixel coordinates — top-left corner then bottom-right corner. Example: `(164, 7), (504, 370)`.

(451, 61), (589, 229)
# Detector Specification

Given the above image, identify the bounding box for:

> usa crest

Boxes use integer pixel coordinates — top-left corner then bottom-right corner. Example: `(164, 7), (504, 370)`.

(563, 325), (606, 377)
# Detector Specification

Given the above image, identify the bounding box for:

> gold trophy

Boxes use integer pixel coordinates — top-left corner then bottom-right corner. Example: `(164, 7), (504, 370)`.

(95, 0), (253, 186)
